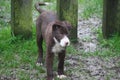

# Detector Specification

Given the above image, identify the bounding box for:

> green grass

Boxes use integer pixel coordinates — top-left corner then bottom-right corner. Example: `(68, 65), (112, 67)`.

(0, 26), (41, 79)
(96, 27), (120, 57)
(1, 0), (120, 79)
(81, 27), (120, 57)
(79, 0), (103, 19)
(0, 26), (77, 79)
(0, 0), (75, 79)
(0, 0), (11, 27)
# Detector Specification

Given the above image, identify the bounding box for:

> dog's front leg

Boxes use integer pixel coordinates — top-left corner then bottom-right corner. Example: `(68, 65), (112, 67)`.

(36, 34), (43, 66)
(46, 51), (54, 80)
(57, 50), (66, 79)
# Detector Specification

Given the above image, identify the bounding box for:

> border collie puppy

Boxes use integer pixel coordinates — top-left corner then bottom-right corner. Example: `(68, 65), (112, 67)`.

(35, 2), (72, 80)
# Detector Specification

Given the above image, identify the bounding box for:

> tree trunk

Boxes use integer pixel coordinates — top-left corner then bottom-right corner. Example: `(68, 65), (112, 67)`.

(103, 0), (120, 38)
(57, 0), (78, 43)
(11, 0), (33, 39)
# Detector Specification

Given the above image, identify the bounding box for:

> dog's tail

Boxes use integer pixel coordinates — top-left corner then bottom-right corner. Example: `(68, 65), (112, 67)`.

(35, 2), (48, 13)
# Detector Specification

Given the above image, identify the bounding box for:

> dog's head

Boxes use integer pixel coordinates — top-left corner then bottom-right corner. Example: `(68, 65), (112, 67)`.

(46, 21), (72, 47)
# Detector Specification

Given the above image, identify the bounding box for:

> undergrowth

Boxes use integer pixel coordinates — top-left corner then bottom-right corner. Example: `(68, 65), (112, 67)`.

(1, 0), (120, 79)
(82, 27), (120, 57)
(0, 26), (77, 79)
(79, 0), (103, 19)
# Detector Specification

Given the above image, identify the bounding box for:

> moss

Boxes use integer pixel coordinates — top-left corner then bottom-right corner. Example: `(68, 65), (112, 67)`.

(11, 0), (33, 39)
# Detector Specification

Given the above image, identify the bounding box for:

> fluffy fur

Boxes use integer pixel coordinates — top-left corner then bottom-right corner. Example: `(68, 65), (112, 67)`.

(35, 2), (72, 80)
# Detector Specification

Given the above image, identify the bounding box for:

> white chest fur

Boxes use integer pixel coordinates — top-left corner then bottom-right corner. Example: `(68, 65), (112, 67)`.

(52, 43), (65, 53)
(52, 36), (70, 53)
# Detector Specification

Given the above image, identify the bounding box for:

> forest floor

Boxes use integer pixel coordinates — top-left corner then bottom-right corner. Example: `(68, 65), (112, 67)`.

(1, 15), (120, 80)
(65, 17), (120, 80)
(1, 0), (120, 80)
(0, 17), (120, 80)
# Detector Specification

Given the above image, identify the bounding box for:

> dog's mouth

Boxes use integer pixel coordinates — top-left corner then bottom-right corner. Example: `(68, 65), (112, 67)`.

(53, 36), (70, 47)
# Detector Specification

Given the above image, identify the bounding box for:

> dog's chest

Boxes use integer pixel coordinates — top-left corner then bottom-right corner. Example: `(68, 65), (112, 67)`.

(52, 43), (65, 53)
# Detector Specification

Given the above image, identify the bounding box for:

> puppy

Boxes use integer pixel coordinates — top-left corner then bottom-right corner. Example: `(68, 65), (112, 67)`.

(35, 2), (71, 80)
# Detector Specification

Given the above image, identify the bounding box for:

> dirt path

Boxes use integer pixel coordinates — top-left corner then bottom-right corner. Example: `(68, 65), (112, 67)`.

(65, 17), (120, 80)
(77, 16), (102, 52)
(66, 54), (120, 80)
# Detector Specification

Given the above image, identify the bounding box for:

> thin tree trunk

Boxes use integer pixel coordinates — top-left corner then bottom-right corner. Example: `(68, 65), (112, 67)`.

(57, 0), (78, 42)
(11, 0), (33, 39)
(103, 0), (120, 38)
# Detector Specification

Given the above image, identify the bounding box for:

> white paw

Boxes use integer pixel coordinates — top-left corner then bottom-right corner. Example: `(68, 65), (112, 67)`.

(45, 2), (51, 5)
(57, 75), (67, 79)
(36, 63), (43, 66)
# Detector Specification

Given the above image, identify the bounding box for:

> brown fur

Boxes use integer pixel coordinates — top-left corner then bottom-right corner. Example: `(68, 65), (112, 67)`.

(35, 2), (71, 80)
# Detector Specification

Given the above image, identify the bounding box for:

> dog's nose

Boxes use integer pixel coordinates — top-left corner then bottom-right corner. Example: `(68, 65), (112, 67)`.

(66, 42), (68, 45)
(60, 35), (70, 47)
(65, 42), (70, 46)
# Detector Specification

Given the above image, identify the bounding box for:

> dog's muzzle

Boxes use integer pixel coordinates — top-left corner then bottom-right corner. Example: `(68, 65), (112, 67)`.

(53, 36), (70, 47)
(60, 35), (70, 47)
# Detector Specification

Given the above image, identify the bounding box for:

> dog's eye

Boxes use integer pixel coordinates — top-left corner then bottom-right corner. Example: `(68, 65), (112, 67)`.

(53, 26), (57, 30)
(53, 24), (61, 30)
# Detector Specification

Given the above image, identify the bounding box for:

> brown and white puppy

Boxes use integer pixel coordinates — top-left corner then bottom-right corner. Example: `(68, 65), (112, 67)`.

(35, 2), (71, 80)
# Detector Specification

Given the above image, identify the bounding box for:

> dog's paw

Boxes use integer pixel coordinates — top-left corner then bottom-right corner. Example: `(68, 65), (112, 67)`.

(36, 62), (43, 66)
(57, 75), (67, 79)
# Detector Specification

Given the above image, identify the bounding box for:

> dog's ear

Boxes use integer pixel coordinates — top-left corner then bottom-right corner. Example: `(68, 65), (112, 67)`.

(45, 22), (57, 38)
(45, 21), (61, 37)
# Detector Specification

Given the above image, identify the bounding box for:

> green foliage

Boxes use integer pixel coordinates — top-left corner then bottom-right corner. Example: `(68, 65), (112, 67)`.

(0, 0), (11, 27)
(0, 27), (45, 79)
(0, 26), (77, 79)
(0, 26), (37, 64)
(67, 45), (79, 54)
(83, 27), (120, 57)
(79, 0), (103, 19)
(96, 27), (120, 57)
(100, 35), (120, 56)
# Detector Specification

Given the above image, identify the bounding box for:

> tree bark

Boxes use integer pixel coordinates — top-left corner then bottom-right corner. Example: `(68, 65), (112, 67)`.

(103, 0), (120, 38)
(57, 0), (78, 43)
(11, 0), (33, 39)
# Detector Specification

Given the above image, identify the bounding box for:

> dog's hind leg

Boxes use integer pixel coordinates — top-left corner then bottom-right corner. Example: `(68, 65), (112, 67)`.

(36, 34), (43, 66)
